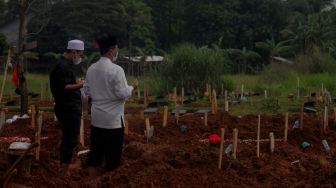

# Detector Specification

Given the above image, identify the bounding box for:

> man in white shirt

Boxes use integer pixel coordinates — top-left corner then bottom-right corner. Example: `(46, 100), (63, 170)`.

(84, 35), (138, 176)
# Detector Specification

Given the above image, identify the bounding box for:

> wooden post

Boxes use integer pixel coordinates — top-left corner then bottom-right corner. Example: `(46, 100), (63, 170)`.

(0, 48), (11, 103)
(324, 105), (328, 132)
(225, 101), (229, 112)
(264, 90), (267, 99)
(204, 112), (208, 126)
(44, 83), (49, 101)
(35, 114), (43, 160)
(124, 118), (129, 135)
(211, 89), (217, 114)
(257, 115), (260, 158)
(80, 112), (85, 147)
(218, 128), (225, 169)
(163, 106), (168, 127)
(224, 90), (228, 102)
(232, 128), (238, 159)
(270, 132), (275, 153)
(300, 104), (304, 129)
(284, 113), (288, 142)
(137, 88), (141, 99)
(145, 117), (150, 135)
(31, 105), (36, 130)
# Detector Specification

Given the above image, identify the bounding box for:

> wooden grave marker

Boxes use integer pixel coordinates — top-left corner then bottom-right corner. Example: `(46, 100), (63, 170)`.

(218, 128), (225, 169)
(233, 128), (238, 160)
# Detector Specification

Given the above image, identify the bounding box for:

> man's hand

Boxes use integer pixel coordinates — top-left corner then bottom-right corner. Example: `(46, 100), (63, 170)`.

(77, 78), (85, 87)
(132, 79), (139, 90)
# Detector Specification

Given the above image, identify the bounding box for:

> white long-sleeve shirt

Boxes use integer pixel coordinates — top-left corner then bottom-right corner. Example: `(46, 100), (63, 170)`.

(84, 57), (133, 129)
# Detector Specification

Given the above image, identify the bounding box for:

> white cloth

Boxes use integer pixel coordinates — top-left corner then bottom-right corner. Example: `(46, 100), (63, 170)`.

(84, 57), (133, 129)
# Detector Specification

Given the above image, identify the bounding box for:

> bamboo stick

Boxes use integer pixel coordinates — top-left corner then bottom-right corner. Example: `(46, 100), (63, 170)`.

(80, 112), (85, 146)
(233, 128), (238, 160)
(270, 132), (275, 153)
(218, 128), (225, 169)
(163, 106), (168, 127)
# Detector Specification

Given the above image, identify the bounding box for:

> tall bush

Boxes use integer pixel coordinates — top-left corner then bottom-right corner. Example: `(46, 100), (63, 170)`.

(158, 44), (228, 93)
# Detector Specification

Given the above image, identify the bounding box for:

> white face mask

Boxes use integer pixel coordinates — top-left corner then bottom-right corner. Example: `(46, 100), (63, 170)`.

(73, 57), (82, 65)
(112, 51), (118, 62)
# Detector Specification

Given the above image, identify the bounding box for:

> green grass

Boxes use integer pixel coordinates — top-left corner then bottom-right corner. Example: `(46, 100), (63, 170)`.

(0, 73), (335, 115)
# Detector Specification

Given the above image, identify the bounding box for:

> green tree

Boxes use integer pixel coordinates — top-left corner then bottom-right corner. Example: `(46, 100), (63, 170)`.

(255, 37), (293, 62)
(227, 47), (261, 74)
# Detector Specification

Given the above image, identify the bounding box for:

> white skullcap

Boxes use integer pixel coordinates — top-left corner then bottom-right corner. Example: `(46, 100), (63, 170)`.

(67, 39), (84, 51)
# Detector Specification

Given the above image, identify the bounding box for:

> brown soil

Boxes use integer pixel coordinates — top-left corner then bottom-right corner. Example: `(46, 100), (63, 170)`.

(0, 109), (336, 188)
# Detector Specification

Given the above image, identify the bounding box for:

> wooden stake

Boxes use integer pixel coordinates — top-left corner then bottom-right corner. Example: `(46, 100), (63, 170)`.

(224, 90), (228, 102)
(35, 114), (43, 160)
(145, 117), (150, 135)
(124, 118), (129, 135)
(324, 106), (328, 132)
(0, 48), (11, 103)
(218, 128), (225, 169)
(31, 105), (36, 130)
(211, 89), (217, 114)
(257, 115), (260, 157)
(284, 113), (288, 142)
(225, 101), (229, 112)
(204, 112), (208, 126)
(163, 106), (168, 127)
(270, 132), (275, 153)
(264, 90), (267, 99)
(80, 112), (85, 147)
(233, 128), (238, 160)
(137, 88), (141, 99)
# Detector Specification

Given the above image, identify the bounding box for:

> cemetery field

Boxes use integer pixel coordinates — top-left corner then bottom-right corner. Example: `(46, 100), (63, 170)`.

(0, 73), (336, 187)
(0, 107), (336, 187)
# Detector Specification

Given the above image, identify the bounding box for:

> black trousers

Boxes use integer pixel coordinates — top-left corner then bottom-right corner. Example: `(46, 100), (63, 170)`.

(87, 124), (124, 171)
(55, 109), (81, 164)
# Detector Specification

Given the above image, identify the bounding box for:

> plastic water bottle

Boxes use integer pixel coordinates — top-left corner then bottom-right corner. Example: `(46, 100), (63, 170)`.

(322, 140), (331, 152)
(225, 144), (233, 156)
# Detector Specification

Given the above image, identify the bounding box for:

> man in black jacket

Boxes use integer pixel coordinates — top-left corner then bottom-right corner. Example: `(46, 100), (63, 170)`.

(50, 39), (85, 175)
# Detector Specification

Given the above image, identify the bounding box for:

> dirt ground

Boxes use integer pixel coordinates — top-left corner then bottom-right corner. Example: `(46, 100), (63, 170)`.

(1, 107), (336, 188)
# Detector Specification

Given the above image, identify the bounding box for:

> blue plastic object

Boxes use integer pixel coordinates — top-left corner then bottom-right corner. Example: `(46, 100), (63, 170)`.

(180, 124), (187, 132)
